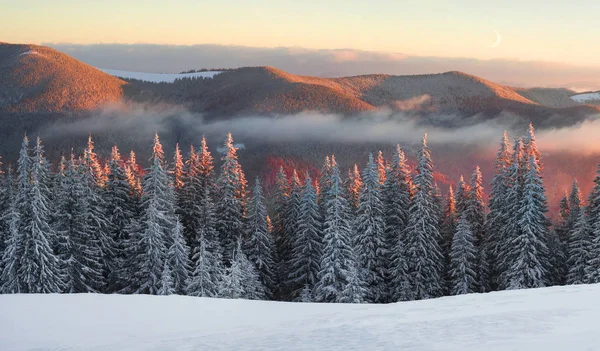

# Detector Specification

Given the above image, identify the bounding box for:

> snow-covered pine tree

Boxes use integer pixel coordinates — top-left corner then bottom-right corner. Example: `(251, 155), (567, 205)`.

(585, 213), (600, 283)
(271, 166), (289, 299)
(17, 136), (64, 293)
(132, 134), (177, 294)
(465, 166), (488, 291)
(104, 145), (136, 292)
(278, 169), (302, 298)
(404, 134), (444, 300)
(287, 173), (322, 301)
(338, 262), (367, 303)
(125, 150), (142, 197)
(497, 138), (523, 290)
(0, 159), (11, 256)
(171, 143), (185, 191)
(82, 140), (114, 292)
(384, 145), (413, 302)
(485, 132), (512, 291)
(53, 154), (105, 293)
(455, 175), (471, 216)
(244, 177), (276, 297)
(345, 164), (362, 213)
(314, 156), (359, 303)
(440, 185), (458, 292)
(376, 150), (387, 185)
(167, 219), (190, 294)
(187, 184), (225, 297)
(552, 193), (571, 285)
(567, 210), (591, 285)
(157, 260), (175, 296)
(505, 154), (550, 289)
(216, 133), (248, 263)
(354, 153), (387, 302)
(449, 214), (478, 295)
(84, 135), (107, 187)
(221, 239), (265, 300)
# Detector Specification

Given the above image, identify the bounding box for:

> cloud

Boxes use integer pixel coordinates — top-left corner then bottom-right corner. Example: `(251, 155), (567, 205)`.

(46, 43), (600, 91)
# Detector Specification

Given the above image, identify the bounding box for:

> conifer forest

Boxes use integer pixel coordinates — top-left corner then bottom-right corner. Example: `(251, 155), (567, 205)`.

(0, 125), (595, 303)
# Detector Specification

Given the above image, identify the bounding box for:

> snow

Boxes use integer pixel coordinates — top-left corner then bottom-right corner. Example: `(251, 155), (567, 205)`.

(18, 50), (41, 57)
(98, 68), (222, 83)
(3, 284), (600, 350)
(571, 91), (600, 102)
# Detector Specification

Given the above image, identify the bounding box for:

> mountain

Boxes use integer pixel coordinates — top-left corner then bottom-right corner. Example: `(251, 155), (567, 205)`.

(0, 43), (125, 113)
(3, 284), (600, 350)
(2, 42), (598, 125)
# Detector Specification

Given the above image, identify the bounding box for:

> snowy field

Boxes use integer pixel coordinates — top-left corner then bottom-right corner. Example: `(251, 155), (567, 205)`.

(571, 91), (600, 102)
(98, 68), (222, 83)
(2, 284), (600, 351)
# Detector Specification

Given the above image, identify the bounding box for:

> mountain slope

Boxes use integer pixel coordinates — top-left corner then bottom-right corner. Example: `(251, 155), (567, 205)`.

(3, 284), (600, 350)
(1, 42), (599, 124)
(0, 43), (126, 113)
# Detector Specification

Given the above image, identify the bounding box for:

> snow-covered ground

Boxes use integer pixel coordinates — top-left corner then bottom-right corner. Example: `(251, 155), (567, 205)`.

(98, 68), (222, 83)
(2, 284), (600, 351)
(571, 91), (600, 102)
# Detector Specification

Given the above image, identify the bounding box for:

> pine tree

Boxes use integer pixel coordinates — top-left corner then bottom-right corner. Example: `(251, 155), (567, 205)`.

(167, 219), (190, 294)
(345, 164), (362, 213)
(125, 150), (142, 197)
(187, 184), (225, 297)
(552, 193), (570, 285)
(221, 239), (265, 300)
(505, 154), (550, 289)
(383, 145), (413, 302)
(404, 134), (444, 300)
(455, 175), (471, 216)
(271, 166), (289, 299)
(354, 153), (387, 302)
(585, 214), (600, 283)
(157, 260), (175, 296)
(81, 140), (114, 292)
(464, 166), (488, 291)
(0, 198), (20, 293)
(485, 132), (512, 290)
(244, 177), (276, 297)
(440, 185), (458, 292)
(449, 214), (478, 295)
(104, 146), (136, 292)
(338, 263), (367, 303)
(288, 173), (322, 301)
(216, 133), (248, 263)
(132, 134), (178, 294)
(567, 210), (591, 285)
(376, 150), (387, 185)
(17, 136), (64, 293)
(314, 156), (359, 303)
(497, 138), (523, 290)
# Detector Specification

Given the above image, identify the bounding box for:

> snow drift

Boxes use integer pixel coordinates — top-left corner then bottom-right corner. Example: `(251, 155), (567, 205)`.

(2, 284), (600, 350)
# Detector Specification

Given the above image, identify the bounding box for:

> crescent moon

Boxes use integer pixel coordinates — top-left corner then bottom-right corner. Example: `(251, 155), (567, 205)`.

(489, 30), (501, 48)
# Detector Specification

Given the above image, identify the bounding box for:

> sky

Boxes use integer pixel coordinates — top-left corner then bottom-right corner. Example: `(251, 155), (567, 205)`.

(2, 0), (600, 67)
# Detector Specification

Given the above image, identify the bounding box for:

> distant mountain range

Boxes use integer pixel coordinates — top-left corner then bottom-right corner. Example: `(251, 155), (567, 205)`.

(1, 43), (599, 128)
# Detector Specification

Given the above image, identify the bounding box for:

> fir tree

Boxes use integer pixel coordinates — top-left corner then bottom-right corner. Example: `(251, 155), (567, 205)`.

(383, 145), (413, 302)
(404, 134), (444, 300)
(132, 134), (178, 294)
(345, 164), (362, 213)
(455, 175), (471, 216)
(505, 154), (550, 289)
(376, 150), (387, 185)
(168, 219), (190, 294)
(157, 260), (175, 296)
(245, 177), (276, 297)
(187, 185), (225, 297)
(104, 146), (136, 292)
(314, 156), (359, 303)
(465, 166), (488, 291)
(567, 210), (591, 285)
(288, 173), (322, 301)
(216, 133), (248, 263)
(17, 137), (64, 293)
(449, 214), (478, 295)
(271, 166), (289, 299)
(440, 185), (458, 292)
(221, 239), (265, 300)
(485, 132), (512, 290)
(354, 153), (387, 302)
